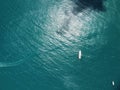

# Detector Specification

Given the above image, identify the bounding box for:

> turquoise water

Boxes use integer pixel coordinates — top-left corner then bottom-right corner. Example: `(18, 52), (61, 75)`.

(0, 0), (120, 90)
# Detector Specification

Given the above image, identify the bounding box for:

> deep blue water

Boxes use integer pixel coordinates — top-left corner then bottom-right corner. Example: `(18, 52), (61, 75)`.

(0, 0), (120, 90)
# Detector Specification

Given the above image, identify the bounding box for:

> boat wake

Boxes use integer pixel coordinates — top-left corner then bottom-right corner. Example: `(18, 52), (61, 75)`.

(0, 54), (34, 68)
(0, 59), (25, 68)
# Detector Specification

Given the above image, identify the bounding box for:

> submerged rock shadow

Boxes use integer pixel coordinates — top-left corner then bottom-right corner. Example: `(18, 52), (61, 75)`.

(72, 0), (106, 14)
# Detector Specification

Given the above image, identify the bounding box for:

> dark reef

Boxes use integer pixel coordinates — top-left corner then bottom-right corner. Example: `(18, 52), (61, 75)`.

(72, 0), (106, 14)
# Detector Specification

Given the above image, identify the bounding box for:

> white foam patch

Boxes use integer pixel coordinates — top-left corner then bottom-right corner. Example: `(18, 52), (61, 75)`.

(46, 0), (94, 44)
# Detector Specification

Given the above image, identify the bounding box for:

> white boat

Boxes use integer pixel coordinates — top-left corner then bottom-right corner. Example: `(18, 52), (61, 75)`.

(78, 50), (82, 59)
(112, 81), (115, 86)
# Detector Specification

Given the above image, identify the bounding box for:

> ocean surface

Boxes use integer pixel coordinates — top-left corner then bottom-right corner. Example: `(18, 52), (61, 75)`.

(0, 0), (120, 90)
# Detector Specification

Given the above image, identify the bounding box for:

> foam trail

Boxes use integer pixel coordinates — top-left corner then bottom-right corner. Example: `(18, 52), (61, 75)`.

(0, 59), (25, 68)
(0, 54), (34, 68)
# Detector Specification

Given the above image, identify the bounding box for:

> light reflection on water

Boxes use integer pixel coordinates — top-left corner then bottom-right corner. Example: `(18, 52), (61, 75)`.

(0, 0), (107, 71)
(0, 0), (115, 89)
